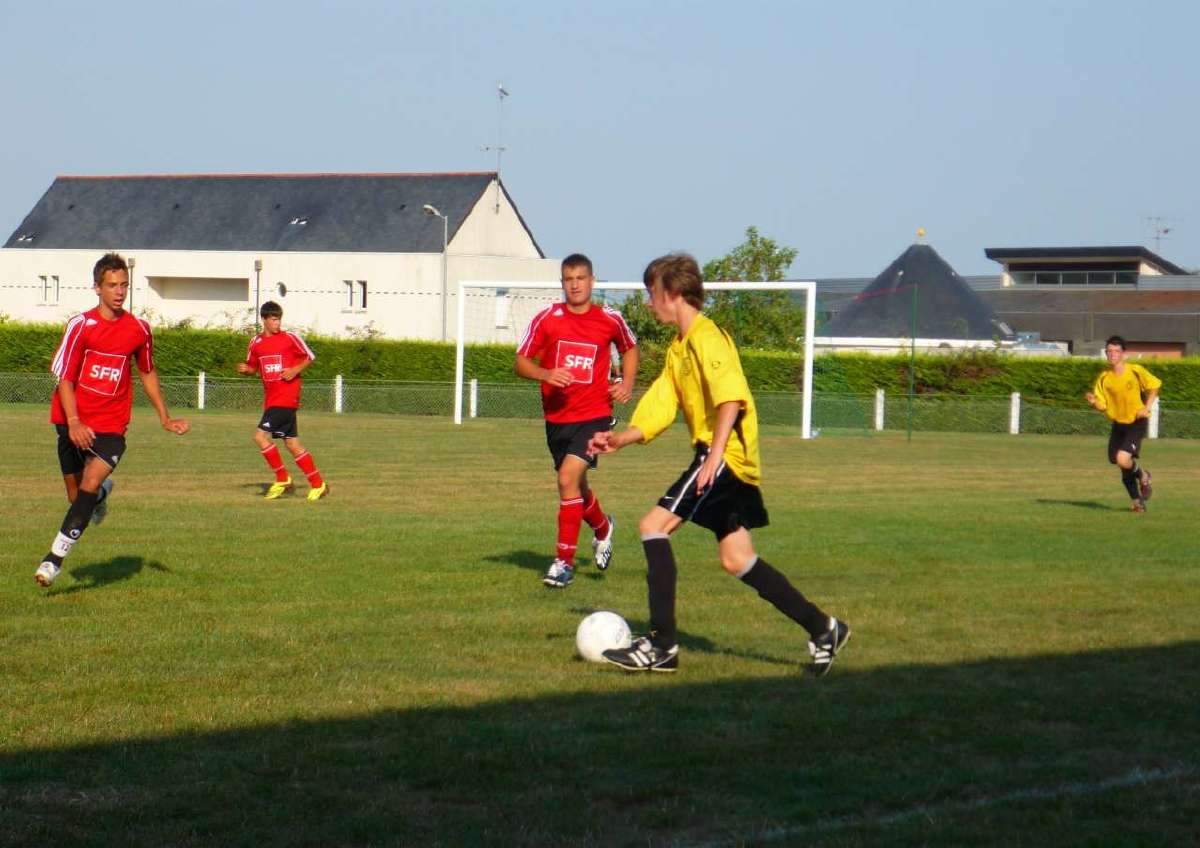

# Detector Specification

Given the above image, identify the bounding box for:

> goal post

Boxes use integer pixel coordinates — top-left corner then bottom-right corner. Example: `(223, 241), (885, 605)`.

(454, 280), (817, 438)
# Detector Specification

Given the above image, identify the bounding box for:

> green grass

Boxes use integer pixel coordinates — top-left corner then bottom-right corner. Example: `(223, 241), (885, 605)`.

(1, 405), (1198, 847)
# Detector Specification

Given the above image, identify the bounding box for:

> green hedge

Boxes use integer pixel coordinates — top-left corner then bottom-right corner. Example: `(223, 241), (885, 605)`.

(5, 323), (1200, 402)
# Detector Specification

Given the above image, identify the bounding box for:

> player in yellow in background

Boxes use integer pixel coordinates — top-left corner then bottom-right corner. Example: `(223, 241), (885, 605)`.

(588, 253), (849, 676)
(1085, 335), (1161, 513)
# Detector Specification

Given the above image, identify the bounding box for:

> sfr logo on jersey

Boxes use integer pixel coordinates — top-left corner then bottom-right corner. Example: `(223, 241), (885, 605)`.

(78, 350), (127, 397)
(261, 355), (284, 382)
(556, 340), (598, 384)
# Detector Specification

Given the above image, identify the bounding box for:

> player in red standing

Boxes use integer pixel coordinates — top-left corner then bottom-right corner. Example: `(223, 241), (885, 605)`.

(516, 254), (639, 588)
(36, 252), (190, 587)
(237, 301), (328, 501)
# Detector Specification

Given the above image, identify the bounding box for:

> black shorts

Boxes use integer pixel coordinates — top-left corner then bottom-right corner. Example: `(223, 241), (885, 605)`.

(55, 425), (127, 475)
(1108, 419), (1148, 463)
(545, 416), (613, 471)
(258, 407), (299, 439)
(658, 444), (769, 541)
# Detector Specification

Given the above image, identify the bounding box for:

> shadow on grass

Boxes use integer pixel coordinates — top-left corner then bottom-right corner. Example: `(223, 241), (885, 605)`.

(1035, 498), (1125, 511)
(50, 556), (170, 595)
(4, 643), (1197, 847)
(239, 482), (295, 498)
(484, 549), (608, 579)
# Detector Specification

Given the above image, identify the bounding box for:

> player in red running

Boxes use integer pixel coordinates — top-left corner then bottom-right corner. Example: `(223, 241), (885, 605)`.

(238, 301), (328, 502)
(36, 252), (190, 587)
(515, 253), (639, 588)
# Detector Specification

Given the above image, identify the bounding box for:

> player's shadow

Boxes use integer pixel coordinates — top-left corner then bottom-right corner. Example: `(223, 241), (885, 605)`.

(52, 555), (170, 595)
(1035, 498), (1124, 511)
(483, 549), (549, 573)
(240, 482), (296, 498)
(482, 549), (607, 580)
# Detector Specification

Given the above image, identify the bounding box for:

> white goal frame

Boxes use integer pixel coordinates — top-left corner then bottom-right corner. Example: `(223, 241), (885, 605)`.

(454, 280), (817, 438)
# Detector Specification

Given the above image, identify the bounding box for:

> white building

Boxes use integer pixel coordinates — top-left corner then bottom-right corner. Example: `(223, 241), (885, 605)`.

(1, 172), (561, 341)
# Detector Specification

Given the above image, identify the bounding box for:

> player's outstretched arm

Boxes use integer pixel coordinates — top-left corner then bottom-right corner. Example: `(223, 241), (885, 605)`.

(138, 368), (190, 435)
(588, 427), (643, 456)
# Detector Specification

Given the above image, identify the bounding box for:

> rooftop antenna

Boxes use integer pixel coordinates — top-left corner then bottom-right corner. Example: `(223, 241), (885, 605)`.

(482, 83), (509, 213)
(1146, 216), (1171, 253)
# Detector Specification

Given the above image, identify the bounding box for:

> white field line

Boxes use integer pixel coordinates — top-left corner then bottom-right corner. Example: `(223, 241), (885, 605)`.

(687, 764), (1197, 848)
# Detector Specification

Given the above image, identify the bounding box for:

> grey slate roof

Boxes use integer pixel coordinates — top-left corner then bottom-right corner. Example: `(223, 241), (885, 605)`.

(824, 243), (1013, 340)
(4, 172), (543, 255)
(984, 246), (1187, 276)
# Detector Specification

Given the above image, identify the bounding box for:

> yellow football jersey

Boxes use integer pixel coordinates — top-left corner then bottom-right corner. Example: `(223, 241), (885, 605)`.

(1091, 363), (1162, 424)
(630, 314), (761, 485)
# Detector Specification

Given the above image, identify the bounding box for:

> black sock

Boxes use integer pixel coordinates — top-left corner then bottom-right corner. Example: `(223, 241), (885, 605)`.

(1121, 468), (1140, 500)
(642, 537), (677, 648)
(740, 557), (829, 638)
(61, 490), (98, 540)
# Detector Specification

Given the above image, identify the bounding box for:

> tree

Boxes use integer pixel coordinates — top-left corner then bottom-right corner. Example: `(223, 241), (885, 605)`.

(618, 225), (808, 352)
(703, 227), (806, 352)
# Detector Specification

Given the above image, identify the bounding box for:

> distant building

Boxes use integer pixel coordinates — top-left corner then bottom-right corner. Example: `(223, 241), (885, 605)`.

(0, 172), (560, 341)
(978, 246), (1200, 357)
(815, 242), (1014, 354)
(814, 244), (1200, 357)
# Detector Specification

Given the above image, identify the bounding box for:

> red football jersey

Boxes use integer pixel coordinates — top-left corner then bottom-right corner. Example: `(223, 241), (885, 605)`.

(245, 330), (315, 409)
(49, 308), (155, 435)
(517, 304), (637, 424)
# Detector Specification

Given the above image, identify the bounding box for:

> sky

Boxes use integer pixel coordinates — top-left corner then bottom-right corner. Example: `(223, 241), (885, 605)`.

(1, 0), (1197, 280)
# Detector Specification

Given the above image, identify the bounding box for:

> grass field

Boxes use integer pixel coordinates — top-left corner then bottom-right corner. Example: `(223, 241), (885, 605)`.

(1, 405), (1198, 847)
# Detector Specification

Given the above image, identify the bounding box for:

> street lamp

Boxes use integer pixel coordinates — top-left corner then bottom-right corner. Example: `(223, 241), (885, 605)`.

(254, 259), (263, 332)
(127, 256), (136, 313)
(423, 203), (449, 342)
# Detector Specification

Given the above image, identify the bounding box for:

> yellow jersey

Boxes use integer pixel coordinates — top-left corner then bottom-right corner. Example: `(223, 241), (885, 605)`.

(629, 314), (761, 485)
(1091, 363), (1162, 424)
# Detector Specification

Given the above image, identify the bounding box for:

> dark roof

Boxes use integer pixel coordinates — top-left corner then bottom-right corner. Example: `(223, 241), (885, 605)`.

(984, 246), (1187, 275)
(824, 243), (1013, 339)
(3, 172), (543, 255)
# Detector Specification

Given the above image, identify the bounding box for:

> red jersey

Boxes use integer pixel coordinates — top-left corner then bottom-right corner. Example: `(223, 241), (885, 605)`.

(517, 303), (637, 424)
(245, 330), (315, 409)
(50, 308), (155, 435)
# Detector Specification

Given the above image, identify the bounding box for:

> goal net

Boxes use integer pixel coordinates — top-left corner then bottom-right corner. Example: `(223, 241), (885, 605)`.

(454, 280), (817, 438)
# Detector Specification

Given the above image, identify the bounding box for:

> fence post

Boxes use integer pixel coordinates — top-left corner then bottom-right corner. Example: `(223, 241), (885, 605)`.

(198, 371), (206, 411)
(334, 374), (344, 414)
(1149, 396), (1159, 439)
(469, 378), (478, 419)
(874, 388), (885, 431)
(1009, 392), (1020, 435)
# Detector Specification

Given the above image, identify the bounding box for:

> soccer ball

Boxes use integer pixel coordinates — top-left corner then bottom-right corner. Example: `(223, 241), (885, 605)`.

(575, 610), (632, 663)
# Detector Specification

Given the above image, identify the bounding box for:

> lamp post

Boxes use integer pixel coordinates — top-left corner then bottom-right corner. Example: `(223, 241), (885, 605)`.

(423, 204), (449, 342)
(254, 259), (263, 331)
(127, 256), (136, 313)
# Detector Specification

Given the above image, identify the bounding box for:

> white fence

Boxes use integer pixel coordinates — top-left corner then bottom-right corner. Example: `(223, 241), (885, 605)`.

(2, 373), (1195, 438)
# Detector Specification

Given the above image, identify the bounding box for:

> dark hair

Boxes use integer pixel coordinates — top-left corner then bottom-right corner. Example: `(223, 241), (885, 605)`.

(260, 301), (283, 319)
(643, 252), (704, 310)
(561, 253), (593, 275)
(93, 252), (128, 285)
(1105, 335), (1126, 350)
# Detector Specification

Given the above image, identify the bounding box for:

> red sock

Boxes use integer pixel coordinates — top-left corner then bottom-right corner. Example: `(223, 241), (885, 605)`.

(261, 444), (289, 482)
(556, 497), (584, 565)
(294, 451), (324, 488)
(582, 491), (610, 540)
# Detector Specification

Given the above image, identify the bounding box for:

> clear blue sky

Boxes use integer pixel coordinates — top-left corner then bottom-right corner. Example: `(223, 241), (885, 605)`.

(2, 0), (1196, 279)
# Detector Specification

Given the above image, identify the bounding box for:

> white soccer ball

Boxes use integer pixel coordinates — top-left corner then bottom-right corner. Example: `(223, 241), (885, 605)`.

(575, 610), (632, 663)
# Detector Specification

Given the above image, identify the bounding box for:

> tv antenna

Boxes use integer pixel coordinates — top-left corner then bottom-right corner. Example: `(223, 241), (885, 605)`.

(1146, 216), (1172, 253)
(482, 83), (509, 213)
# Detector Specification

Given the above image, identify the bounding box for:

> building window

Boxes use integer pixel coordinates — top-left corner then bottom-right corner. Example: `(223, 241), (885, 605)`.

(1014, 267), (1140, 287)
(495, 289), (510, 328)
(344, 279), (368, 311)
(39, 275), (60, 304)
